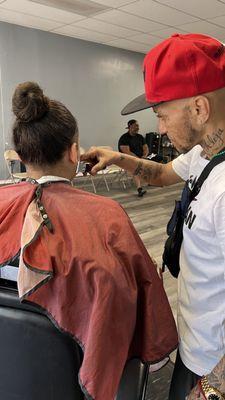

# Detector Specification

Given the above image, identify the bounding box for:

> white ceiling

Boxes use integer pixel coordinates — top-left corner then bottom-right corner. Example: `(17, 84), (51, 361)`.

(1, 0), (225, 53)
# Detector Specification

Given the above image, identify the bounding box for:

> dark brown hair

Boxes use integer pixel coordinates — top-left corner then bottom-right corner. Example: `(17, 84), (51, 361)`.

(12, 81), (78, 165)
(127, 119), (137, 128)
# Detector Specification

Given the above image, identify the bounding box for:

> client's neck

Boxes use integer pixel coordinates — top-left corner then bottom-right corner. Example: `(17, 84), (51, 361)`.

(26, 162), (73, 181)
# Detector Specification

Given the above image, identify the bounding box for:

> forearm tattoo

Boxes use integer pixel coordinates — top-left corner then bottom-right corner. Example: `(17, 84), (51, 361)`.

(119, 157), (162, 184)
(186, 383), (204, 399)
(133, 161), (143, 176)
(133, 161), (161, 184)
(142, 166), (154, 182)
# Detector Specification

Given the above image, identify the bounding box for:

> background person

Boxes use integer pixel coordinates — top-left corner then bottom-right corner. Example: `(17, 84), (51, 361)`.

(81, 33), (225, 400)
(118, 119), (149, 196)
(0, 81), (178, 400)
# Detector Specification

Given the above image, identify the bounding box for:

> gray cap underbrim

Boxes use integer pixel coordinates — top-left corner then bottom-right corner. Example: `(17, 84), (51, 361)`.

(121, 93), (161, 115)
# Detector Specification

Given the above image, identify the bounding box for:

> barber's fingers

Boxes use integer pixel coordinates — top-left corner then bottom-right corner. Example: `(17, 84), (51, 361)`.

(80, 146), (99, 163)
(80, 147), (107, 175)
(91, 159), (107, 175)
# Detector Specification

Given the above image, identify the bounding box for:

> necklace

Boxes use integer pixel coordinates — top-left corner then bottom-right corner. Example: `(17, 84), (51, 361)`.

(212, 149), (225, 158)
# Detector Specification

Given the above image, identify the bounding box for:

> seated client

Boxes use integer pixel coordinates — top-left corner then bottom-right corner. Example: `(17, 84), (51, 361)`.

(0, 82), (178, 400)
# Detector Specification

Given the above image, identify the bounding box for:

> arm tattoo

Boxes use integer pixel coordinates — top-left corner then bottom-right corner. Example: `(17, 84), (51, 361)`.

(134, 161), (162, 184)
(142, 166), (153, 182)
(187, 383), (204, 399)
(142, 163), (163, 183)
(133, 161), (143, 176)
(207, 354), (225, 395)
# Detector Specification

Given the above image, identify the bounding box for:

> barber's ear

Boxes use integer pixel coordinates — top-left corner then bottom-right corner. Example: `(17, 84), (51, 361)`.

(193, 96), (210, 125)
(68, 142), (78, 164)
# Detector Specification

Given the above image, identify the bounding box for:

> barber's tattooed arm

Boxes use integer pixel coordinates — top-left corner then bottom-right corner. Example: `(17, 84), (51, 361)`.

(206, 354), (225, 395)
(187, 354), (225, 399)
(117, 154), (181, 186)
(82, 148), (180, 185)
(133, 161), (143, 176)
(201, 128), (225, 157)
(115, 154), (158, 184)
(186, 384), (204, 399)
(81, 148), (181, 186)
(133, 159), (162, 184)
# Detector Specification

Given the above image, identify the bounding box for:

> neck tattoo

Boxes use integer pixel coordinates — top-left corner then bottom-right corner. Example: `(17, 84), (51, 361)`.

(201, 128), (224, 157)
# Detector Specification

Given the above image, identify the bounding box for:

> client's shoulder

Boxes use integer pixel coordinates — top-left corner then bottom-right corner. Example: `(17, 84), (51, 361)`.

(73, 186), (123, 210)
(48, 183), (123, 214)
(0, 181), (35, 199)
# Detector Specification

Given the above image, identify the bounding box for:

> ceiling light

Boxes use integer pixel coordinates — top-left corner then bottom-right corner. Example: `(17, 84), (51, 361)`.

(29, 0), (110, 17)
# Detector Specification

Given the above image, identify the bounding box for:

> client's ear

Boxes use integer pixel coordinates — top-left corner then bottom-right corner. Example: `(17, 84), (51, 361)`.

(68, 142), (78, 164)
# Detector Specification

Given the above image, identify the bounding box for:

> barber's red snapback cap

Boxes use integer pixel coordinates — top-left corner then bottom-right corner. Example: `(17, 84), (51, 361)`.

(121, 33), (225, 115)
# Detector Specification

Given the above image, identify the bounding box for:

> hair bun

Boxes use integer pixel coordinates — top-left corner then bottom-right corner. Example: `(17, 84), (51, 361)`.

(12, 81), (49, 123)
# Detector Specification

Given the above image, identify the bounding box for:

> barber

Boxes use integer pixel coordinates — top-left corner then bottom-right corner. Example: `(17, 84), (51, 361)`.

(81, 33), (225, 400)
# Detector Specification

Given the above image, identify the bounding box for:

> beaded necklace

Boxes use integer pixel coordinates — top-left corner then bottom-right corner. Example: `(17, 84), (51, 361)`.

(212, 149), (225, 158)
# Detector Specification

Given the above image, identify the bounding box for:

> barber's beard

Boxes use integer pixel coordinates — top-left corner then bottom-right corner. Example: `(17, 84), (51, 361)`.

(179, 119), (200, 153)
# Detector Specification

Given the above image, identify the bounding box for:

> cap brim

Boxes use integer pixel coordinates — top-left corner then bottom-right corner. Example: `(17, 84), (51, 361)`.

(121, 93), (161, 115)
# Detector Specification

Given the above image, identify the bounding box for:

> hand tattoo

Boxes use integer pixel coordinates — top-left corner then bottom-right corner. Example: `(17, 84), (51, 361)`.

(186, 383), (204, 399)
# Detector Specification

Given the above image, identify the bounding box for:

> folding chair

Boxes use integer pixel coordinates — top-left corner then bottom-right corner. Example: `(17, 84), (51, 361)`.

(4, 150), (27, 183)
(104, 165), (126, 189)
(75, 146), (109, 193)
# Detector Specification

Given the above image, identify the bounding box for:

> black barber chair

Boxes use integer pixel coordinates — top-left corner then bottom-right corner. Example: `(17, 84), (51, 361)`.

(0, 278), (149, 400)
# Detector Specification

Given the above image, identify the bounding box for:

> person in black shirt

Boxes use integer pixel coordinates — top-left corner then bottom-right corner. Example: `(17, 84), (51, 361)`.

(118, 120), (149, 197)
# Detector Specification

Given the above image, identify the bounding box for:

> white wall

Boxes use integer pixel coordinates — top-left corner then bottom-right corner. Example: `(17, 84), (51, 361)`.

(0, 21), (158, 178)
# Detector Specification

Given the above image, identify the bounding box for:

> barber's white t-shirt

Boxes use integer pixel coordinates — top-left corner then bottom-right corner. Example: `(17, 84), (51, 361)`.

(172, 145), (225, 375)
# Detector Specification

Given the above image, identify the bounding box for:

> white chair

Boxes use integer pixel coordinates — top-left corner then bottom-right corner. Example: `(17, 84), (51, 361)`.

(4, 150), (27, 183)
(104, 165), (127, 189)
(74, 146), (109, 193)
(96, 146), (124, 190)
(75, 145), (128, 193)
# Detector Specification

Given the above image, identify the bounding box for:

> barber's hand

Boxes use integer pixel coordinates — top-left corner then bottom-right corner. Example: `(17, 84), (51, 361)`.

(186, 384), (205, 400)
(80, 147), (119, 175)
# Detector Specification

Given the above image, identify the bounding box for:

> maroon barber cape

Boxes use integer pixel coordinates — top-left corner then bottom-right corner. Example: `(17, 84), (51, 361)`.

(0, 181), (178, 399)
